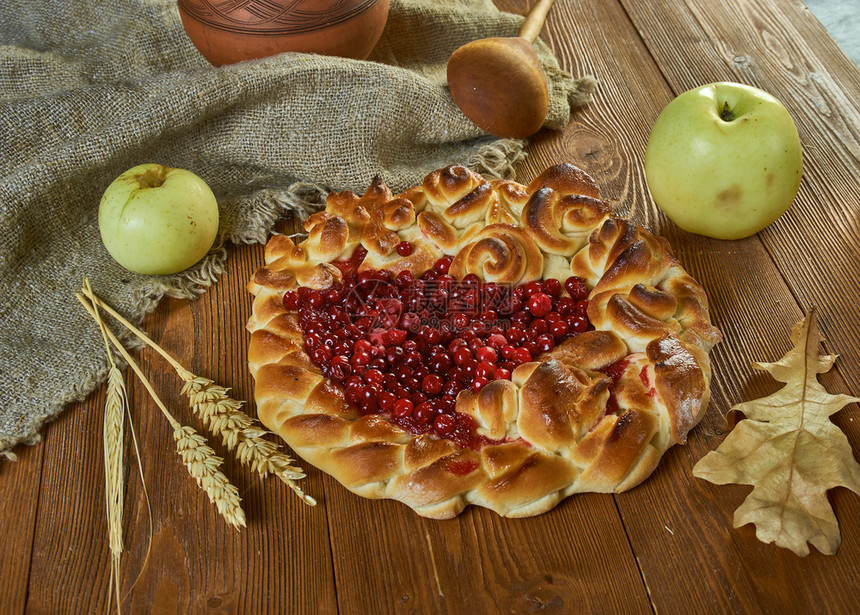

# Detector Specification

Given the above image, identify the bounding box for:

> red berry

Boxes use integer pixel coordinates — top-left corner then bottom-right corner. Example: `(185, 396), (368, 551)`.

(434, 414), (456, 436)
(565, 276), (588, 301)
(507, 327), (527, 345)
(353, 339), (373, 355)
(364, 368), (385, 386)
(535, 334), (555, 353)
(329, 355), (352, 380)
(414, 402), (435, 424)
(568, 315), (589, 333)
(436, 274), (455, 289)
(322, 291), (338, 307)
(452, 312), (469, 329)
(396, 241), (413, 256)
(555, 297), (574, 314)
(311, 346), (332, 364)
(523, 280), (543, 297)
(479, 309), (497, 322)
(384, 328), (407, 346)
(487, 333), (508, 349)
(472, 376), (490, 391)
(283, 290), (300, 310)
(512, 347), (532, 364)
(413, 364), (430, 381)
(421, 326), (441, 345)
(403, 350), (423, 368)
(453, 346), (473, 366)
(460, 358), (478, 376)
(434, 255), (454, 274)
(542, 278), (562, 298)
(393, 399), (414, 418)
(362, 385), (382, 404)
(462, 273), (481, 286)
(442, 378), (461, 396)
(345, 379), (365, 404)
(379, 391), (397, 411)
(475, 346), (498, 363)
(395, 269), (415, 287)
(474, 361), (495, 380)
(422, 374), (443, 395)
(385, 346), (405, 364)
(430, 354), (453, 373)
(526, 292), (552, 318)
(550, 320), (569, 338)
(529, 319), (550, 336)
(351, 351), (371, 366)
(462, 288), (480, 306)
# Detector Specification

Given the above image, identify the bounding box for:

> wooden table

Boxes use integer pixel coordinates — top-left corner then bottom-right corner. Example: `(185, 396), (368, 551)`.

(3, 1), (859, 613)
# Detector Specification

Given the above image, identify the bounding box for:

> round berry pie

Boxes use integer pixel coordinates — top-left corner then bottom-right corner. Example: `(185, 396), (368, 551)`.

(247, 164), (721, 518)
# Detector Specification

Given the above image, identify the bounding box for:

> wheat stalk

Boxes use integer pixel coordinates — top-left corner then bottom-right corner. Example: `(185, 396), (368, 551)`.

(76, 293), (246, 530)
(82, 279), (126, 614)
(79, 287), (315, 506)
(103, 366), (126, 612)
(82, 279), (158, 615)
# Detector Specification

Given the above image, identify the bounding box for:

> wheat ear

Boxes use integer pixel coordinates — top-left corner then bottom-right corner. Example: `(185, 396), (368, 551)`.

(76, 294), (246, 530)
(180, 373), (316, 505)
(80, 288), (315, 506)
(82, 279), (125, 614)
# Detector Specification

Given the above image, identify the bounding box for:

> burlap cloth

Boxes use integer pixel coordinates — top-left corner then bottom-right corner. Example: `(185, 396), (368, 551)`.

(0, 0), (595, 455)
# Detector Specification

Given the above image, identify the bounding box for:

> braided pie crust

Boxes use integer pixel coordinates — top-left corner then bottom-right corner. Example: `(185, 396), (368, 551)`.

(247, 164), (721, 518)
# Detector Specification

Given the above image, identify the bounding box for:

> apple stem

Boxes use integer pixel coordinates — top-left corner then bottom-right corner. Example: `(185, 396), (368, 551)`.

(136, 166), (168, 188)
(720, 102), (736, 122)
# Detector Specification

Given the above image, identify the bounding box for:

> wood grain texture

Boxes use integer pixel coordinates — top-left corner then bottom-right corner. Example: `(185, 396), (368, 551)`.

(2, 1), (860, 613)
(0, 442), (42, 615)
(323, 486), (652, 614)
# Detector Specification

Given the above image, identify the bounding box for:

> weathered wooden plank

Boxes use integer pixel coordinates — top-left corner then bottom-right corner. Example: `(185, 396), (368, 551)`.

(24, 388), (113, 613)
(0, 440), (43, 615)
(322, 485), (653, 614)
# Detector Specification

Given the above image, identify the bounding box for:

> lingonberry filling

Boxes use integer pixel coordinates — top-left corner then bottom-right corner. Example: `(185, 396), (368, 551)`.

(285, 245), (592, 450)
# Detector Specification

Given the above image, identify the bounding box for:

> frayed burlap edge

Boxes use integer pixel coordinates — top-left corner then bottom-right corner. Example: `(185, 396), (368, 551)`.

(0, 137), (528, 459)
(132, 136), (527, 311)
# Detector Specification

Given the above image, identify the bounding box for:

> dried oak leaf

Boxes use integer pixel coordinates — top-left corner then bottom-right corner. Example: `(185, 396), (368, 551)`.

(693, 309), (860, 556)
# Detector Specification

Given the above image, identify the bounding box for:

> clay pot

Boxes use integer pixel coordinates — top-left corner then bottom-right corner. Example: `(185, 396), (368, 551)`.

(177, 0), (390, 66)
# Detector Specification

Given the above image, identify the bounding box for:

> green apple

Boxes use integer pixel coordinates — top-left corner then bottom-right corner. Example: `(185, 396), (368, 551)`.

(644, 82), (803, 240)
(99, 164), (219, 275)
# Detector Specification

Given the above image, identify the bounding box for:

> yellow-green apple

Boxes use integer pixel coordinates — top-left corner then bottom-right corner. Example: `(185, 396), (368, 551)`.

(644, 82), (803, 240)
(98, 164), (219, 275)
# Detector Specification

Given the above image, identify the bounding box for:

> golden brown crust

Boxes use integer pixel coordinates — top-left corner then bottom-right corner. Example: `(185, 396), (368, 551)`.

(247, 163), (721, 518)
